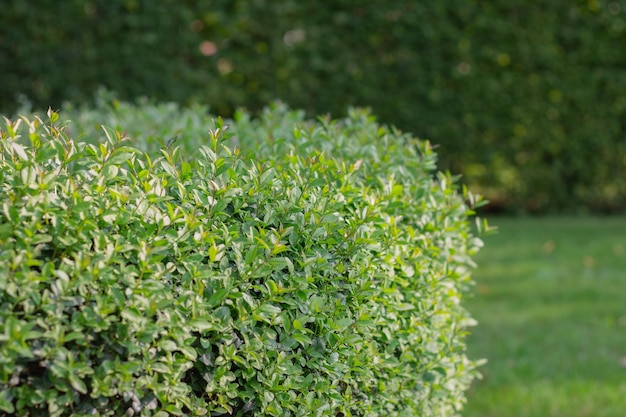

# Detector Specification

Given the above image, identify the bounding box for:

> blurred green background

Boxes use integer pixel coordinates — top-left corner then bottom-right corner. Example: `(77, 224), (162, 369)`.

(2, 0), (625, 213)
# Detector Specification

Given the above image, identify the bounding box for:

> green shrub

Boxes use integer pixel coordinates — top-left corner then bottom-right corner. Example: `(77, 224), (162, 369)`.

(0, 106), (485, 416)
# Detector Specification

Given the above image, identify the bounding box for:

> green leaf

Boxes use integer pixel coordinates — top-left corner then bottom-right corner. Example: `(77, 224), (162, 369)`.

(179, 344), (197, 360)
(292, 332), (312, 346)
(258, 303), (281, 316)
(188, 319), (217, 332)
(158, 339), (178, 352)
(270, 234), (288, 250)
(10, 142), (28, 160)
(164, 405), (183, 415)
(68, 373), (87, 394)
(335, 318), (353, 329)
(0, 390), (15, 413)
(181, 161), (192, 179)
(0, 223), (12, 239)
(121, 308), (143, 323)
(104, 164), (119, 179)
(100, 125), (120, 146)
(208, 288), (229, 307)
(108, 151), (134, 165)
(47, 108), (59, 123)
(161, 161), (178, 178)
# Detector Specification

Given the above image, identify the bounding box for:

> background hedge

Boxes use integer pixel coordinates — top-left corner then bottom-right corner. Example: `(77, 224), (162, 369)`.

(1, 0), (625, 213)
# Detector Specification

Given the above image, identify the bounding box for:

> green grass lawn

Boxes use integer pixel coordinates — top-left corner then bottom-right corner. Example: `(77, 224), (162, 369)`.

(464, 217), (626, 417)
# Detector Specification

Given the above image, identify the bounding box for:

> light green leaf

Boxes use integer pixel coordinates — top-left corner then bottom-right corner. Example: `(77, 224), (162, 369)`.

(10, 142), (28, 160)
(0, 390), (15, 413)
(68, 373), (87, 394)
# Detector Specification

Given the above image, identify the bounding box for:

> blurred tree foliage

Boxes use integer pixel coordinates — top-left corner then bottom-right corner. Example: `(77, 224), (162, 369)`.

(1, 0), (625, 213)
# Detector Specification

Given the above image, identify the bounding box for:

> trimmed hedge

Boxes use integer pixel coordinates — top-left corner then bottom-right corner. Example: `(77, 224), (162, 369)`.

(0, 106), (485, 416)
(2, 1), (626, 212)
